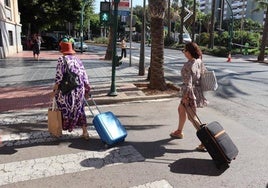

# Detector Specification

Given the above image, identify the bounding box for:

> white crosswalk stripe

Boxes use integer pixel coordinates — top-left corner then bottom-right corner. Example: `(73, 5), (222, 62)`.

(0, 110), (173, 187)
(126, 54), (180, 62)
(130, 180), (173, 188)
(0, 145), (144, 186)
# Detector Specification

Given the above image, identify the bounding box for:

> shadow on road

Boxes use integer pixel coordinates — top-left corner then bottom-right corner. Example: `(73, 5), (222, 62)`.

(169, 158), (228, 176)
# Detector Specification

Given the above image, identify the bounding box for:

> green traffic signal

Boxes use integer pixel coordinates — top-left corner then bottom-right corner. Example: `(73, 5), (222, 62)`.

(100, 12), (110, 23)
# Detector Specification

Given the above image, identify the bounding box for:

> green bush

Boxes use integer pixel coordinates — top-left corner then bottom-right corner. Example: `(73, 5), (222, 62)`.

(199, 33), (210, 46)
(164, 36), (175, 46)
(94, 37), (108, 44)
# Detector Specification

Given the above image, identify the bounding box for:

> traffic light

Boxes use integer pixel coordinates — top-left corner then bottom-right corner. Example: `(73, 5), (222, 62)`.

(100, 12), (110, 23)
(100, 1), (110, 25)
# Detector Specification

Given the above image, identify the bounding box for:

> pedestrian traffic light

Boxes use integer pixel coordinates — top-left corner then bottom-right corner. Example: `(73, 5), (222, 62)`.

(100, 12), (110, 23)
(100, 1), (110, 25)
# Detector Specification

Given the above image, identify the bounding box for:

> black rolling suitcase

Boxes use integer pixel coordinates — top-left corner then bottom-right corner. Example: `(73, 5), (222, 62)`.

(185, 105), (239, 168)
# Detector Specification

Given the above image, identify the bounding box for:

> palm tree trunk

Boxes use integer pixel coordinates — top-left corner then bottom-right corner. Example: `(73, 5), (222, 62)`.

(258, 7), (268, 62)
(150, 16), (166, 90)
(148, 0), (167, 90)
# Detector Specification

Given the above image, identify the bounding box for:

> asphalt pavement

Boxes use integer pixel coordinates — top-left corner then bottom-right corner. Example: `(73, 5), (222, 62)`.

(0, 50), (267, 188)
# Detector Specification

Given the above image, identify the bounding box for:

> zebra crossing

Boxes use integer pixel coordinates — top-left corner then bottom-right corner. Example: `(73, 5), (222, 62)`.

(130, 54), (181, 61)
(0, 109), (173, 187)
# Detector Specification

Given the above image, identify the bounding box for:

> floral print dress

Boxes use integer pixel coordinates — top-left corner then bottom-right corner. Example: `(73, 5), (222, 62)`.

(181, 58), (208, 108)
(55, 55), (90, 132)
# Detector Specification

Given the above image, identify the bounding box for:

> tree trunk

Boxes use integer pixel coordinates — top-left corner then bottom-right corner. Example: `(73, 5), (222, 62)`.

(105, 25), (113, 60)
(167, 0), (171, 38)
(258, 7), (268, 62)
(209, 0), (215, 49)
(150, 17), (167, 90)
(179, 0), (185, 44)
(191, 0), (196, 41)
(148, 0), (167, 91)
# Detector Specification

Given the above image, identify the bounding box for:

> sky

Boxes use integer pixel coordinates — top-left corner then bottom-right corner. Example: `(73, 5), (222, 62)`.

(94, 0), (144, 13)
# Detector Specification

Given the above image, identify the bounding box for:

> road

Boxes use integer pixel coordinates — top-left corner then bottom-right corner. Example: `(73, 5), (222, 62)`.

(88, 42), (268, 136)
(0, 44), (267, 187)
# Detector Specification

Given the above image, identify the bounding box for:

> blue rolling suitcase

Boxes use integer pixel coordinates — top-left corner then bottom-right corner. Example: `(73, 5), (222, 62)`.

(84, 97), (127, 147)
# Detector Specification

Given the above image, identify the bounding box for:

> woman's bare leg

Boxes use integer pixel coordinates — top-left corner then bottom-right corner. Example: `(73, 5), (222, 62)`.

(177, 103), (187, 132)
(82, 125), (89, 140)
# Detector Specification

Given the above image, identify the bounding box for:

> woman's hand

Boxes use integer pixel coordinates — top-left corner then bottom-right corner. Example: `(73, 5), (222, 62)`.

(181, 97), (189, 105)
(49, 90), (56, 99)
(50, 84), (59, 99)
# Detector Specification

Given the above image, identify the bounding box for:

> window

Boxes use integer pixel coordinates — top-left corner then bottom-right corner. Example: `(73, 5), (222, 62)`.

(5, 0), (10, 7)
(0, 29), (3, 47)
(8, 30), (13, 46)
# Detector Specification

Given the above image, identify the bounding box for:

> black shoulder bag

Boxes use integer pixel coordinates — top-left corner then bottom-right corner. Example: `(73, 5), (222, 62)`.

(59, 56), (79, 95)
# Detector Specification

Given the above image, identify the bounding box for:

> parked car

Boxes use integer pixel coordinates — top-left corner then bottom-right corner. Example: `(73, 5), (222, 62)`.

(74, 42), (88, 52)
(181, 33), (192, 43)
(175, 33), (192, 44)
(41, 36), (59, 50)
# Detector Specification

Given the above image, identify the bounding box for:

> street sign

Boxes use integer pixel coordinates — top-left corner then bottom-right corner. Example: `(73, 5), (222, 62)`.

(112, 0), (129, 11)
(118, 10), (130, 16)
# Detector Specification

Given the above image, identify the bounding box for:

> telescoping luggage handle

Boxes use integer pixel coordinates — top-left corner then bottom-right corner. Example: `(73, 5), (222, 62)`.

(83, 95), (101, 117)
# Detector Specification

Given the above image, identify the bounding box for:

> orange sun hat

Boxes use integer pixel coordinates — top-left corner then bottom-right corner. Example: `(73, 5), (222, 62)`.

(60, 42), (75, 55)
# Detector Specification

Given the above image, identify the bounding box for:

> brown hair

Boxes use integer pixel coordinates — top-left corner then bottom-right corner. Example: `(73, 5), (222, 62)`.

(185, 42), (202, 59)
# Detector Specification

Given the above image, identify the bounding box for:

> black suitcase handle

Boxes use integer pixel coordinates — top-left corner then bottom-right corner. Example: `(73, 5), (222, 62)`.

(182, 103), (205, 130)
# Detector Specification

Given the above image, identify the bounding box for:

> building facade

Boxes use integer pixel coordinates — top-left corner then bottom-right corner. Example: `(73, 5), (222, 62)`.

(198, 0), (265, 25)
(0, 0), (22, 59)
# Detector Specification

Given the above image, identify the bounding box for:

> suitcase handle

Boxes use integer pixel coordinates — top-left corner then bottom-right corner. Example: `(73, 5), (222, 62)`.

(84, 95), (101, 117)
(182, 103), (205, 130)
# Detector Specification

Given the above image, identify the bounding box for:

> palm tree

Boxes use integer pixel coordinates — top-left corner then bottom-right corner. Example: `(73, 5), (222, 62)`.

(254, 0), (268, 62)
(148, 0), (167, 90)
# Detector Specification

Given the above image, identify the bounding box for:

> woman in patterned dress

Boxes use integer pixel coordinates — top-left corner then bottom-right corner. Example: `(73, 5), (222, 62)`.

(50, 42), (91, 139)
(170, 42), (208, 151)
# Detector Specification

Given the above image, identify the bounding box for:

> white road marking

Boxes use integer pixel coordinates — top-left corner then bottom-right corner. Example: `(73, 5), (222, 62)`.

(1, 128), (98, 147)
(0, 145), (145, 186)
(130, 179), (173, 188)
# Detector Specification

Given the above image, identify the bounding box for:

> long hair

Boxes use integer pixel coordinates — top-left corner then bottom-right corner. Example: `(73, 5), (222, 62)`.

(185, 42), (202, 59)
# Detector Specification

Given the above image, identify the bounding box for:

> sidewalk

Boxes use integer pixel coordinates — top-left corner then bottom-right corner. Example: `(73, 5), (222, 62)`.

(0, 50), (178, 113)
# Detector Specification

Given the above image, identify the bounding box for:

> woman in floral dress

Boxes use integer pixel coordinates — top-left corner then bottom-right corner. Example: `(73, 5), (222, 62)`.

(50, 42), (91, 139)
(170, 42), (208, 151)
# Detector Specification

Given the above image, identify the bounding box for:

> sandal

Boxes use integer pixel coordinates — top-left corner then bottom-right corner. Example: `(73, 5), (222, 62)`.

(170, 130), (184, 139)
(196, 144), (207, 152)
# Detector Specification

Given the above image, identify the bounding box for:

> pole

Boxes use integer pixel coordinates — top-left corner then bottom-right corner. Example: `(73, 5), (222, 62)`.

(108, 0), (120, 96)
(80, 3), (85, 54)
(129, 0), (133, 67)
(138, 0), (146, 76)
